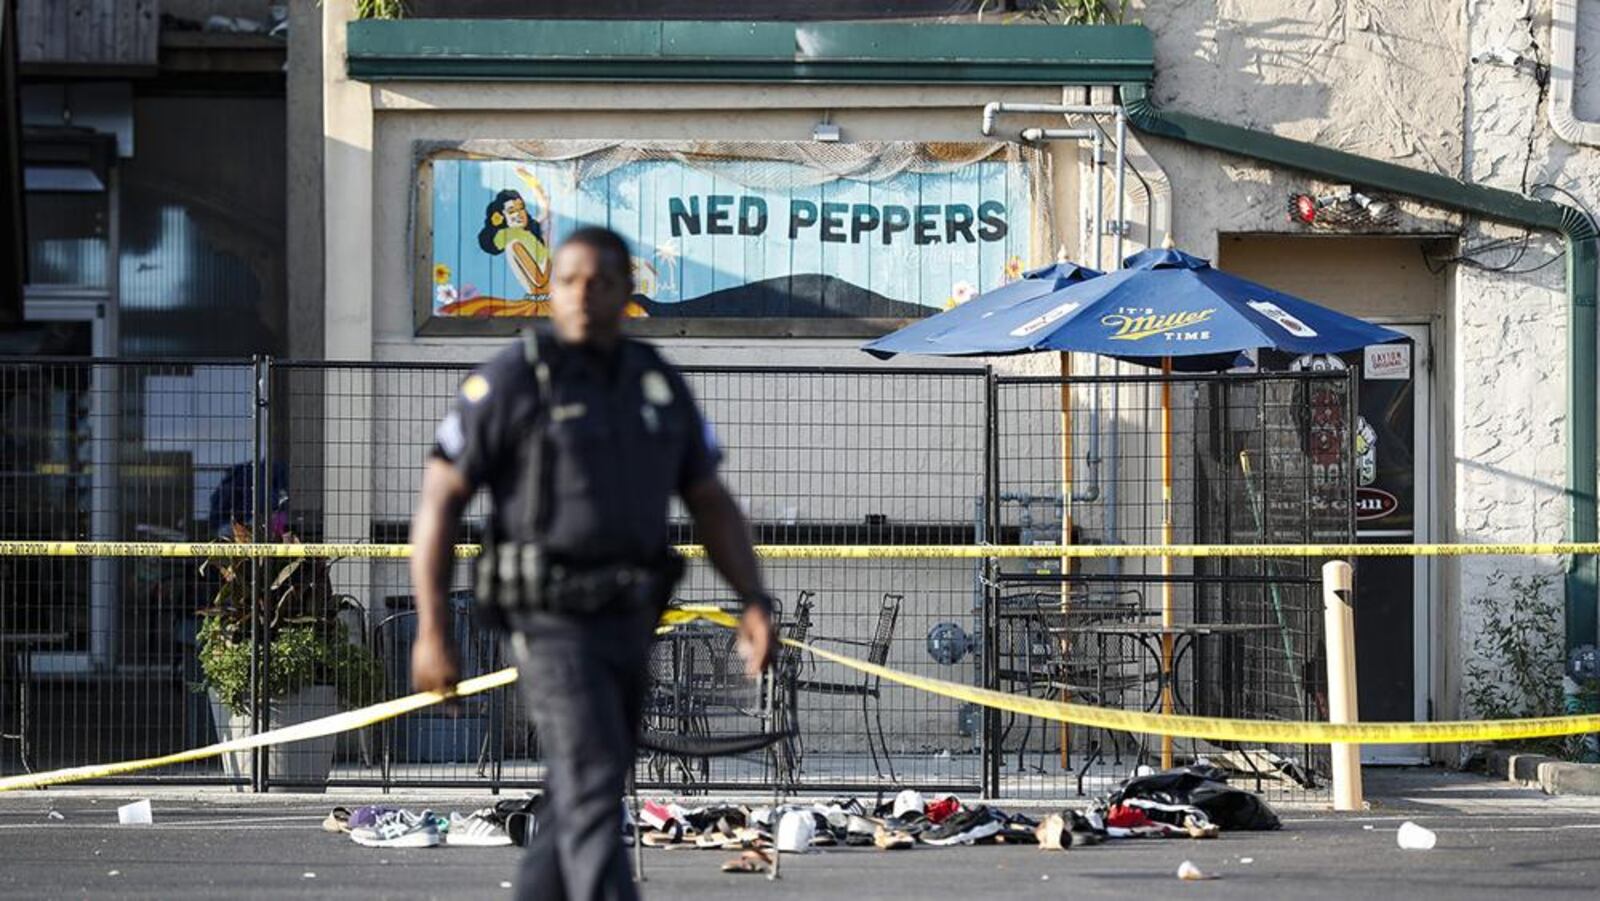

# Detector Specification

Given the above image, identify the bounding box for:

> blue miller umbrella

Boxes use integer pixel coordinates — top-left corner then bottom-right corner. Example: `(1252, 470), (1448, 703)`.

(866, 247), (1405, 365)
(862, 261), (1102, 359)
(865, 246), (1407, 766)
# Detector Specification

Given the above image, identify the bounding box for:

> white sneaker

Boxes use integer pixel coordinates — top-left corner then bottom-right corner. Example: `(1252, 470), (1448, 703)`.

(350, 809), (442, 849)
(446, 809), (513, 847)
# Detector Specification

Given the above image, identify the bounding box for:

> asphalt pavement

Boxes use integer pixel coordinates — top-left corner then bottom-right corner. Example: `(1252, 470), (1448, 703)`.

(3, 769), (1599, 900)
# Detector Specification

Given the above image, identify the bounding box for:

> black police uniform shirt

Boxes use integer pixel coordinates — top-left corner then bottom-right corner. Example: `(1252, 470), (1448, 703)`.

(430, 334), (721, 566)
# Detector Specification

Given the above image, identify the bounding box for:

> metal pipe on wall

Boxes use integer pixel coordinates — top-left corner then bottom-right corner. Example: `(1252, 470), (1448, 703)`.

(983, 101), (1121, 136)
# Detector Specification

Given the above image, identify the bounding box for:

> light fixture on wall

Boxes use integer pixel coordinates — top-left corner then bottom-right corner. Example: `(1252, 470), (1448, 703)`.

(1471, 45), (1549, 86)
(812, 122), (841, 143)
(1287, 187), (1398, 228)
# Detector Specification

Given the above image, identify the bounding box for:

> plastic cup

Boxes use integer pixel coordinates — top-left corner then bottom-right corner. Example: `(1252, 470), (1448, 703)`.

(116, 800), (153, 826)
(1396, 820), (1436, 850)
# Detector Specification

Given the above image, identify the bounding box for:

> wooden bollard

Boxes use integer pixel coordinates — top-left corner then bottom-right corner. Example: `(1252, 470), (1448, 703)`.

(1322, 559), (1363, 811)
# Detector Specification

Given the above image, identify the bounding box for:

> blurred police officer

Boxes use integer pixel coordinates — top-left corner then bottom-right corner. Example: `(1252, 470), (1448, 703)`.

(409, 226), (775, 900)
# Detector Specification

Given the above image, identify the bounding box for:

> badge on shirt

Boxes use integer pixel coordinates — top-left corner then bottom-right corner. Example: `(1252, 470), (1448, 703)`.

(642, 371), (673, 406)
(460, 374), (491, 404)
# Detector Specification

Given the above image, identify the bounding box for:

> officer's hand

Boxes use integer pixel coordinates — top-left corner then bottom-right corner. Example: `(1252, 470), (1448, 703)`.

(411, 631), (461, 696)
(736, 605), (776, 677)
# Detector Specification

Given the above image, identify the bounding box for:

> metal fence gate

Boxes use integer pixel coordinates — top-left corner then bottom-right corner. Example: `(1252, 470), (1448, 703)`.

(0, 355), (1352, 800)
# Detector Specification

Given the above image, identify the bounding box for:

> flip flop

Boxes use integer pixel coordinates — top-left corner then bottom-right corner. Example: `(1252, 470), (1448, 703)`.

(720, 849), (773, 875)
(1035, 814), (1070, 851)
(642, 824), (687, 849)
(322, 807), (352, 834)
(874, 824), (914, 851)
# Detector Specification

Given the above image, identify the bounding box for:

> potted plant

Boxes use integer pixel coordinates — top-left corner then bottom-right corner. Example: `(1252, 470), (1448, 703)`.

(197, 524), (380, 791)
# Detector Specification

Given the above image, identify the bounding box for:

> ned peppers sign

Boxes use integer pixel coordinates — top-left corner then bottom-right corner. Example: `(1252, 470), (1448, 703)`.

(423, 146), (1035, 324)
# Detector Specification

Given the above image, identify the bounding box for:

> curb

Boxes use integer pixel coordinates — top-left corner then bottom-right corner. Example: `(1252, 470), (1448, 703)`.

(1484, 749), (1600, 796)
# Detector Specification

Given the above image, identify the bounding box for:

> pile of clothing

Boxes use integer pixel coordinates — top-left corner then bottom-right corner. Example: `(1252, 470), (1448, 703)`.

(1087, 765), (1283, 839)
(320, 800), (535, 849)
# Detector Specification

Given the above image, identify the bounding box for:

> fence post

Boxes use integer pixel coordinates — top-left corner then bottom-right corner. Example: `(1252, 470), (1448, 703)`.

(982, 367), (1000, 800)
(247, 357), (277, 791)
(1322, 559), (1362, 810)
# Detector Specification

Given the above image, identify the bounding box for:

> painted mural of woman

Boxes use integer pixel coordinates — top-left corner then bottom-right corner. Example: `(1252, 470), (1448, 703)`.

(477, 171), (552, 298)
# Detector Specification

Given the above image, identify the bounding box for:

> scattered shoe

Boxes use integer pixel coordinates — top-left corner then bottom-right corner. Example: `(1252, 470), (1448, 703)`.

(873, 824), (915, 851)
(720, 848), (774, 875)
(845, 815), (877, 847)
(350, 809), (442, 849)
(447, 809), (513, 847)
(996, 811), (1039, 845)
(920, 806), (1003, 846)
(322, 807), (352, 834)
(348, 805), (400, 832)
(775, 810), (816, 853)
(641, 823), (688, 849)
(1182, 813), (1220, 840)
(924, 796), (961, 825)
(891, 789), (925, 819)
(1066, 810), (1106, 846)
(1035, 814), (1071, 851)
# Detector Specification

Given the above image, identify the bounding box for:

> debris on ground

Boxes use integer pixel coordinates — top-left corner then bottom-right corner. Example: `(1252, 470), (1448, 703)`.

(116, 800), (152, 826)
(1396, 821), (1436, 850)
(1177, 860), (1217, 880)
(720, 848), (774, 874)
(307, 764), (1286, 866)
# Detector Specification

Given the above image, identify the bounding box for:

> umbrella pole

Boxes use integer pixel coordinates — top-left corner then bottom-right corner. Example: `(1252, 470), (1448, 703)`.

(1160, 357), (1176, 769)
(1059, 351), (1074, 769)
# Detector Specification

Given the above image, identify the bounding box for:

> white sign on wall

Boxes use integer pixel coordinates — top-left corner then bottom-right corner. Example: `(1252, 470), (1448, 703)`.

(1364, 343), (1411, 380)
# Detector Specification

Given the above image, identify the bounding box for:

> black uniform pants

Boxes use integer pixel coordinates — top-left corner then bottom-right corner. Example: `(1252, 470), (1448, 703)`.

(508, 606), (657, 901)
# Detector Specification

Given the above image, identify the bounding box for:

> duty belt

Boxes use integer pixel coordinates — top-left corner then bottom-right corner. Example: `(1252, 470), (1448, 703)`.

(474, 540), (683, 619)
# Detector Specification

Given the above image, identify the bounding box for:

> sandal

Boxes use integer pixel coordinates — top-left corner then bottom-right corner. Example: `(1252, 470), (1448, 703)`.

(322, 807), (352, 834)
(874, 824), (914, 851)
(642, 823), (687, 848)
(720, 848), (774, 875)
(1035, 814), (1069, 851)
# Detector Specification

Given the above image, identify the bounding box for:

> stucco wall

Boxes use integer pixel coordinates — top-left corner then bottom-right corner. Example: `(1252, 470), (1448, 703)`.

(1131, 0), (1586, 728)
(1454, 0), (1579, 720)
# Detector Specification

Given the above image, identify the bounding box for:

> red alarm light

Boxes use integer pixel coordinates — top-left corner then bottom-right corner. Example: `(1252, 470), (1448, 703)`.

(1290, 193), (1318, 224)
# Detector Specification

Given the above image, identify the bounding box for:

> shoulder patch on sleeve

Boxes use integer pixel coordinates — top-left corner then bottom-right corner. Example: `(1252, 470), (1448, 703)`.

(460, 373), (491, 404)
(435, 411), (466, 459)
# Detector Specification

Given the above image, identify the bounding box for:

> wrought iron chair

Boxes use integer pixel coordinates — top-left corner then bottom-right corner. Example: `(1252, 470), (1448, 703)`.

(769, 590), (814, 788)
(794, 592), (903, 783)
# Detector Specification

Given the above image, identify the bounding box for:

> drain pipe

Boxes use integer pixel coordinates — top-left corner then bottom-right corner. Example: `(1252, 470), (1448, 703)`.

(1017, 126), (1109, 506)
(1549, 0), (1600, 147)
(1116, 80), (1600, 653)
(983, 101), (1120, 137)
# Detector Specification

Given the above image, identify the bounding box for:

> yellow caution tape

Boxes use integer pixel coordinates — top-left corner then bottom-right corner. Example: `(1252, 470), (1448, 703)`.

(0, 669), (518, 793)
(647, 609), (1600, 745)
(9, 606), (1600, 793)
(2, 540), (1599, 559)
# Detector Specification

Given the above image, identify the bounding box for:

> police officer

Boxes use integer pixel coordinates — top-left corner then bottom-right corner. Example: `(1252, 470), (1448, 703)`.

(409, 226), (775, 900)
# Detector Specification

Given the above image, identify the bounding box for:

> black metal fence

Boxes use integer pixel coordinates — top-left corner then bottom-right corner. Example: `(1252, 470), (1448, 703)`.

(0, 355), (1352, 800)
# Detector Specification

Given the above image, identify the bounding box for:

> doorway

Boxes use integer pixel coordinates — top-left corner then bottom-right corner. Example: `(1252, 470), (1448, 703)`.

(1217, 236), (1442, 764)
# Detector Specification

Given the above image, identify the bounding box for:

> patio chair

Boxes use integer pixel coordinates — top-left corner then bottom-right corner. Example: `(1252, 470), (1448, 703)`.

(769, 590), (815, 788)
(794, 592), (903, 783)
(631, 595), (804, 884)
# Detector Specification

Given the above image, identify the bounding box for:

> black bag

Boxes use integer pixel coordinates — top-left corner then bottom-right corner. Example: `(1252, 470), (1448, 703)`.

(1111, 765), (1281, 831)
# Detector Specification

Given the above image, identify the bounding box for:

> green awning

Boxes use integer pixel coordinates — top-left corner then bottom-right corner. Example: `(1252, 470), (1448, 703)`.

(346, 19), (1154, 84)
